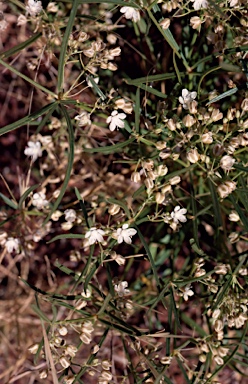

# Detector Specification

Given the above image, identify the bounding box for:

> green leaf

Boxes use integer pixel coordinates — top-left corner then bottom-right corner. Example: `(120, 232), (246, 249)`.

(71, 245), (95, 293)
(75, 187), (90, 228)
(168, 286), (180, 330)
(47, 233), (84, 244)
(190, 238), (207, 257)
(83, 137), (136, 154)
(54, 260), (78, 279)
(207, 178), (222, 231)
(206, 87), (240, 105)
(229, 194), (248, 232)
(44, 105), (74, 224)
(132, 83), (168, 99)
(176, 357), (191, 384)
(233, 164), (248, 172)
(31, 304), (51, 323)
(191, 45), (248, 70)
(0, 102), (56, 136)
(134, 224), (161, 289)
(59, 0), (139, 5)
(190, 174), (199, 247)
(57, 0), (81, 93)
(35, 103), (58, 134)
(237, 176), (248, 212)
(212, 274), (232, 311)
(124, 72), (179, 85)
(134, 87), (140, 134)
(86, 75), (106, 100)
(180, 312), (207, 338)
(0, 32), (42, 59)
(148, 6), (189, 70)
(0, 59), (57, 98)
(0, 193), (18, 209)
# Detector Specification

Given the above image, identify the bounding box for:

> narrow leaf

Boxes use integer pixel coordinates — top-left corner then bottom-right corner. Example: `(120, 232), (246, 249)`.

(0, 193), (18, 209)
(1, 32), (42, 59)
(57, 0), (81, 93)
(47, 233), (84, 243)
(0, 58), (57, 98)
(0, 103), (56, 136)
(135, 225), (161, 289)
(75, 187), (90, 228)
(44, 105), (74, 224)
(83, 137), (136, 154)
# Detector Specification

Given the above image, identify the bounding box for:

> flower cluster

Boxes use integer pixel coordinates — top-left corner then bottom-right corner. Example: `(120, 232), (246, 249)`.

(85, 224), (137, 245)
(24, 141), (42, 162)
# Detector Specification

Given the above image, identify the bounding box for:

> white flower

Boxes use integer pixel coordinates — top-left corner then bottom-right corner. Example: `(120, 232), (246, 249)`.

(217, 181), (236, 199)
(220, 155), (235, 171)
(171, 206), (187, 224)
(85, 227), (105, 245)
(5, 237), (20, 253)
(26, 0), (43, 16)
(229, 0), (239, 6)
(190, 16), (202, 30)
(228, 211), (239, 222)
(17, 15), (27, 26)
(114, 281), (130, 297)
(75, 111), (91, 126)
(24, 141), (42, 162)
(114, 224), (137, 244)
(47, 2), (58, 12)
(106, 110), (126, 131)
(32, 192), (48, 209)
(191, 0), (208, 10)
(120, 6), (140, 23)
(0, 18), (7, 31)
(182, 285), (194, 301)
(64, 209), (77, 223)
(179, 89), (197, 110)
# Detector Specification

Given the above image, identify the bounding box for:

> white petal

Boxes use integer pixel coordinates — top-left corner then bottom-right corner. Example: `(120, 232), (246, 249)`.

(182, 89), (189, 98)
(109, 121), (116, 131)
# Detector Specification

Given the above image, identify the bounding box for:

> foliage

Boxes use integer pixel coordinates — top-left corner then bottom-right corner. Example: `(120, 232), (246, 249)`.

(0, 0), (248, 383)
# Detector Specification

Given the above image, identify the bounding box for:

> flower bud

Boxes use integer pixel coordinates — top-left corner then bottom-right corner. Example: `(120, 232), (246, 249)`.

(108, 204), (121, 215)
(202, 132), (213, 144)
(144, 177), (154, 189)
(167, 118), (177, 131)
(182, 114), (196, 128)
(212, 143), (224, 157)
(190, 16), (202, 30)
(214, 319), (224, 332)
(220, 155), (235, 171)
(160, 18), (170, 29)
(58, 326), (68, 336)
(39, 370), (48, 379)
(156, 141), (167, 150)
(187, 148), (199, 163)
(156, 164), (168, 176)
(131, 171), (141, 183)
(155, 192), (165, 204)
(60, 356), (70, 369)
(28, 343), (39, 354)
(229, 211), (239, 221)
(169, 176), (181, 185)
